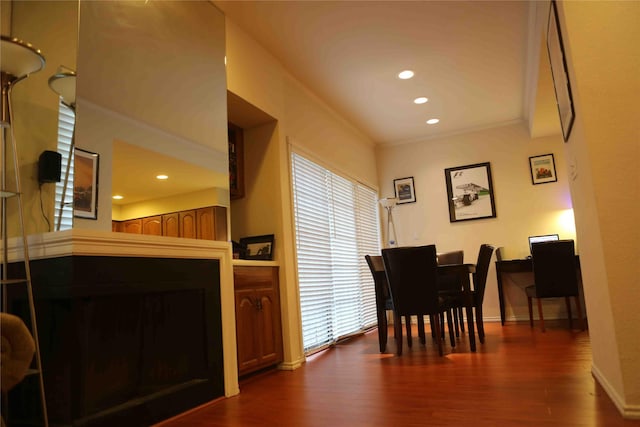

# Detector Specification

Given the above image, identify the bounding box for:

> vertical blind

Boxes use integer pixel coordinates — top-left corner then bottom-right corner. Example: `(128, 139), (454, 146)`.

(291, 151), (380, 353)
(54, 101), (75, 230)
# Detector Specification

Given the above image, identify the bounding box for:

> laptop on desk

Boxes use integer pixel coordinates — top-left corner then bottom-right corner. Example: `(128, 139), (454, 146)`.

(528, 234), (559, 256)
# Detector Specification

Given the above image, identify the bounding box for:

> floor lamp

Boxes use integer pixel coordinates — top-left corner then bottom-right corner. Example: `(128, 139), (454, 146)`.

(379, 197), (398, 247)
(48, 68), (76, 231)
(1, 35), (49, 427)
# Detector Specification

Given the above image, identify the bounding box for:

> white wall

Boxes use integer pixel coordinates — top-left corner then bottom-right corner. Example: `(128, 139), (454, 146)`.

(560, 0), (640, 417)
(377, 122), (576, 321)
(225, 18), (379, 370)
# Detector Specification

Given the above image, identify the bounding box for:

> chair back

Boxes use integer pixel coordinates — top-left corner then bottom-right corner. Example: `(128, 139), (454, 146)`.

(365, 254), (391, 303)
(437, 250), (464, 291)
(532, 240), (578, 298)
(382, 245), (440, 316)
(473, 244), (495, 303)
(437, 250), (464, 265)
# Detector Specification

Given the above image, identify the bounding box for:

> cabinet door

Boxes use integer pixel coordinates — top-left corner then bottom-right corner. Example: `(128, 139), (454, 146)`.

(142, 216), (162, 236)
(196, 207), (215, 240)
(234, 288), (260, 375)
(228, 123), (244, 200)
(179, 210), (197, 239)
(162, 213), (179, 237)
(256, 284), (283, 366)
(123, 219), (142, 234)
(112, 221), (123, 232)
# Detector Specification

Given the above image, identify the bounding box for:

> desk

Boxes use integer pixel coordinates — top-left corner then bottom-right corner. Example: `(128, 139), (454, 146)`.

(495, 256), (580, 325)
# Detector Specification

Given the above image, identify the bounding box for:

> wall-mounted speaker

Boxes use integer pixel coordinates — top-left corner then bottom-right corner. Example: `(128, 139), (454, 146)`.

(38, 150), (62, 184)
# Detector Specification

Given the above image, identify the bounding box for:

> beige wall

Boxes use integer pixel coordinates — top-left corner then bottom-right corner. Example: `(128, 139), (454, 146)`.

(225, 18), (379, 369)
(559, 1), (640, 417)
(377, 122), (576, 321)
(7, 0), (78, 235)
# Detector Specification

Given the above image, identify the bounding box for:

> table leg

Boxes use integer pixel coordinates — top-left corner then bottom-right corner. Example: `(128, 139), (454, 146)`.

(496, 263), (506, 325)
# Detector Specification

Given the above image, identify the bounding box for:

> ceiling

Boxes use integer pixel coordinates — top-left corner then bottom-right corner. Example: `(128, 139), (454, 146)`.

(216, 0), (560, 145)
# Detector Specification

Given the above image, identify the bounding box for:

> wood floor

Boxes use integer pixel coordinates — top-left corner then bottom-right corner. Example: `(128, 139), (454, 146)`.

(156, 321), (638, 427)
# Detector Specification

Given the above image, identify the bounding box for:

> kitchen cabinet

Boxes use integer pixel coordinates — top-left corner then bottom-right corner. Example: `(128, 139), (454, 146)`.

(233, 266), (282, 376)
(179, 210), (197, 239)
(162, 213), (179, 237)
(113, 206), (227, 241)
(142, 215), (162, 236)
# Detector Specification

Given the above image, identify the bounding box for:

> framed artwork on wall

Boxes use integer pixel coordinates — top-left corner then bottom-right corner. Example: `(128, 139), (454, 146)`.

(444, 162), (496, 223)
(529, 153), (557, 185)
(73, 148), (99, 219)
(393, 176), (416, 204)
(547, 0), (575, 142)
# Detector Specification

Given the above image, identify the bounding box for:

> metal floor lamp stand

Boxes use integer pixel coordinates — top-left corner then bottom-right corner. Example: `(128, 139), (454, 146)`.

(1, 35), (49, 427)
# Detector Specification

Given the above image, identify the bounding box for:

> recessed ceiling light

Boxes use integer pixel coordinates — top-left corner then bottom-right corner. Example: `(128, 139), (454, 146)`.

(414, 97), (428, 104)
(112, 195), (124, 200)
(156, 174), (169, 180)
(426, 118), (440, 125)
(398, 70), (414, 80)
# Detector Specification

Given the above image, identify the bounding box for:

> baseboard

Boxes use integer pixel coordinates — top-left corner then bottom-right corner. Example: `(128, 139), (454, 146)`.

(278, 357), (305, 371)
(592, 364), (640, 419)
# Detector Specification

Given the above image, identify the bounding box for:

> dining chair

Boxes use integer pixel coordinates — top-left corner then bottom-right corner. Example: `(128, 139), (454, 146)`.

(525, 239), (583, 332)
(365, 255), (412, 353)
(446, 244), (495, 345)
(437, 250), (465, 336)
(382, 245), (450, 356)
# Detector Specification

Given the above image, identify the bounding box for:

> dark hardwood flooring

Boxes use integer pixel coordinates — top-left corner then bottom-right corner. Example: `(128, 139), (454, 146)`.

(156, 321), (639, 426)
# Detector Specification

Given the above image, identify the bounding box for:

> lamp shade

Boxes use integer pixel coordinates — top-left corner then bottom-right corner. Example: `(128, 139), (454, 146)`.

(48, 71), (76, 108)
(0, 36), (45, 80)
(379, 197), (397, 209)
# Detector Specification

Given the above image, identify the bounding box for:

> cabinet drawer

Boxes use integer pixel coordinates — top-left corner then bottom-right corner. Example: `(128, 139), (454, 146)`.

(233, 266), (278, 289)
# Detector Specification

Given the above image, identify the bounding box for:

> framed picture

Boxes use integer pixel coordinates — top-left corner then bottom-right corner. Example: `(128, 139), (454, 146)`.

(73, 148), (99, 219)
(444, 162), (496, 223)
(239, 234), (275, 260)
(393, 176), (416, 204)
(529, 153), (557, 185)
(547, 0), (575, 142)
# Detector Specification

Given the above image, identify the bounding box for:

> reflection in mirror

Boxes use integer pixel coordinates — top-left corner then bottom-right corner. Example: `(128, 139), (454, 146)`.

(1, 0), (79, 235)
(112, 140), (229, 221)
(75, 0), (228, 232)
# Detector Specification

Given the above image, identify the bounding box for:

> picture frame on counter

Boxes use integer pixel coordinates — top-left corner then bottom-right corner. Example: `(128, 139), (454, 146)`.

(239, 234), (275, 260)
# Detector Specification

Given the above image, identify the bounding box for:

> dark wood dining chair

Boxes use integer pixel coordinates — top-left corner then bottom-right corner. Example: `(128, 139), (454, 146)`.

(437, 250), (465, 336)
(446, 244), (494, 345)
(382, 245), (450, 356)
(525, 239), (583, 332)
(365, 254), (412, 353)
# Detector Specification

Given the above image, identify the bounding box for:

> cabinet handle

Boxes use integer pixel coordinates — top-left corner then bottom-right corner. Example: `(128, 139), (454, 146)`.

(255, 298), (262, 311)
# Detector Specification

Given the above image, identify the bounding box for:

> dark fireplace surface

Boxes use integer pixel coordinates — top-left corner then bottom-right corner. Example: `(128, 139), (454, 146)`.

(5, 255), (224, 427)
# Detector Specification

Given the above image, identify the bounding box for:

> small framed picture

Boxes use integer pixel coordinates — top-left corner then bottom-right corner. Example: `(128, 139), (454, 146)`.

(393, 177), (416, 204)
(529, 153), (557, 185)
(444, 162), (496, 223)
(239, 234), (275, 260)
(73, 148), (99, 219)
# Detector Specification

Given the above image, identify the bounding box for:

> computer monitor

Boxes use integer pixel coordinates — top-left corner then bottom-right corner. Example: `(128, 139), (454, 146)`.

(528, 234), (559, 254)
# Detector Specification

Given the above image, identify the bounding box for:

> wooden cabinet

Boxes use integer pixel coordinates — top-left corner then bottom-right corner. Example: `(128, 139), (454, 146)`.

(179, 210), (197, 239)
(113, 206), (227, 241)
(162, 213), (179, 237)
(142, 215), (162, 236)
(196, 206), (228, 241)
(233, 266), (282, 376)
(123, 219), (142, 234)
(228, 123), (244, 200)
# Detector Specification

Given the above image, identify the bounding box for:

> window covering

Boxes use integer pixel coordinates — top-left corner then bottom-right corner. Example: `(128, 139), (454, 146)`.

(54, 101), (74, 230)
(291, 151), (380, 353)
